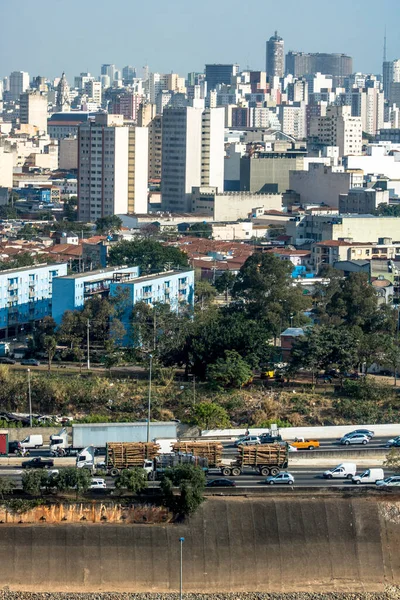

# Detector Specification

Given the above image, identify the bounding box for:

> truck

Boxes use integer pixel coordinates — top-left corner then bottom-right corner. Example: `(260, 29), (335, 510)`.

(289, 437), (320, 450)
(173, 441), (288, 477)
(49, 422), (178, 455)
(76, 442), (208, 478)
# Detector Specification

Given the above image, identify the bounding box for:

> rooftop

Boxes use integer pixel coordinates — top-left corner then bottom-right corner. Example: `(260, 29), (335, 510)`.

(60, 266), (135, 280)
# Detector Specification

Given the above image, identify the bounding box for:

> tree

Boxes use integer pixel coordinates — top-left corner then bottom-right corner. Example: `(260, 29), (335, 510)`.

(43, 335), (57, 371)
(214, 271), (236, 298)
(188, 222), (212, 239)
(0, 477), (15, 499)
(207, 350), (253, 388)
(114, 468), (148, 493)
(22, 470), (48, 496)
(63, 196), (78, 221)
(0, 253), (36, 272)
(53, 467), (91, 498)
(384, 448), (400, 470)
(191, 402), (230, 431)
(108, 239), (189, 274)
(324, 273), (378, 331)
(160, 464), (206, 516)
(96, 215), (122, 234)
(194, 281), (217, 308)
(374, 204), (400, 217)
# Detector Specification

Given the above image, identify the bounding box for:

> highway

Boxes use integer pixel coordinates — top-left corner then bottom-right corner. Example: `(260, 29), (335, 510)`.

(221, 436), (396, 454)
(0, 465), (396, 490)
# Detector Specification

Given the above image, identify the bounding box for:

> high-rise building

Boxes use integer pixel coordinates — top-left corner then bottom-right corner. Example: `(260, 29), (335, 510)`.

(19, 90), (48, 133)
(205, 64), (239, 91)
(310, 105), (362, 156)
(285, 52), (353, 86)
(266, 31), (284, 80)
(101, 64), (117, 81)
(383, 59), (400, 101)
(122, 65), (137, 85)
(148, 115), (162, 180)
(349, 79), (384, 136)
(110, 92), (143, 121)
(137, 103), (157, 127)
(278, 103), (307, 139)
(74, 72), (94, 90)
(127, 127), (149, 214)
(161, 106), (224, 212)
(84, 80), (102, 105)
(9, 71), (29, 100)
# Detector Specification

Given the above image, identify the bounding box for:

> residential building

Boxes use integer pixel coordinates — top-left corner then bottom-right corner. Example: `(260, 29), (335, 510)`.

(84, 80), (102, 105)
(9, 71), (29, 101)
(286, 214), (400, 245)
(109, 270), (194, 344)
(266, 31), (284, 80)
(0, 263), (68, 335)
(148, 115), (162, 180)
(285, 52), (353, 86)
(278, 103), (307, 139)
(78, 113), (129, 221)
(383, 59), (400, 100)
(191, 186), (282, 220)
(127, 126), (149, 214)
(111, 92), (143, 121)
(205, 64), (239, 90)
(343, 144), (400, 180)
(59, 136), (78, 170)
(289, 163), (364, 208)
(349, 84), (384, 136)
(48, 112), (94, 140)
(378, 128), (400, 144)
(240, 142), (306, 193)
(137, 103), (157, 127)
(311, 238), (400, 272)
(310, 105), (362, 156)
(19, 91), (48, 134)
(81, 240), (110, 269)
(0, 147), (13, 188)
(161, 106), (224, 212)
(52, 266), (139, 325)
(338, 188), (389, 214)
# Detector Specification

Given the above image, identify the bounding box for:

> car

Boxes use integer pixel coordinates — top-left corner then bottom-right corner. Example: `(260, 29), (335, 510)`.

(259, 434), (283, 444)
(376, 476), (400, 487)
(386, 436), (400, 447)
(21, 359), (40, 366)
(387, 440), (400, 448)
(234, 436), (261, 447)
(206, 479), (236, 487)
(0, 357), (16, 365)
(8, 440), (22, 454)
(340, 433), (370, 445)
(265, 472), (294, 485)
(90, 478), (106, 490)
(290, 438), (320, 450)
(21, 457), (54, 469)
(287, 444), (298, 453)
(342, 429), (374, 439)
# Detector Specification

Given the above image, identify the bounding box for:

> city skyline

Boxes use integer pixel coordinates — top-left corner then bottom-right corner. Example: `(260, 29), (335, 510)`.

(1, 0), (400, 81)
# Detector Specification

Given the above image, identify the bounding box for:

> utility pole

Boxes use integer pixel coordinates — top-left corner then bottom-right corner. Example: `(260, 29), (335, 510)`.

(395, 305), (399, 386)
(179, 537), (185, 600)
(147, 354), (153, 442)
(27, 369), (32, 427)
(86, 319), (90, 370)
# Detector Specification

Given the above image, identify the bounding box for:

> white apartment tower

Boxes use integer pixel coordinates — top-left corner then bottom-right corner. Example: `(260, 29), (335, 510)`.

(310, 105), (362, 157)
(127, 127), (149, 214)
(78, 114), (129, 221)
(201, 107), (225, 189)
(19, 91), (48, 134)
(9, 71), (29, 100)
(84, 80), (102, 105)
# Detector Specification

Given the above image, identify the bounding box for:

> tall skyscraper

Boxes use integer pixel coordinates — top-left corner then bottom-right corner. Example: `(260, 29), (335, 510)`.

(205, 64), (239, 91)
(266, 31), (284, 80)
(383, 59), (400, 101)
(19, 90), (48, 133)
(9, 71), (29, 100)
(161, 106), (224, 212)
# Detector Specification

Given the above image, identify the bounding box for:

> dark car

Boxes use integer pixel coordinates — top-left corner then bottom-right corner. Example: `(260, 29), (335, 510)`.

(21, 457), (54, 469)
(21, 359), (40, 366)
(0, 357), (16, 365)
(206, 479), (236, 487)
(260, 434), (283, 444)
(8, 440), (22, 454)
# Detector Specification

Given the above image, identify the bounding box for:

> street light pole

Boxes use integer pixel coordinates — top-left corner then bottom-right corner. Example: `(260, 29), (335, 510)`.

(27, 369), (32, 427)
(146, 354), (153, 443)
(179, 537), (185, 600)
(86, 319), (90, 370)
(395, 306), (399, 386)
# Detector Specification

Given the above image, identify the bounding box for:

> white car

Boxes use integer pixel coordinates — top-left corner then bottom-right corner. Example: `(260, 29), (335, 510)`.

(235, 436), (261, 447)
(265, 472), (294, 485)
(90, 478), (106, 489)
(376, 476), (400, 487)
(340, 433), (370, 445)
(288, 444), (298, 452)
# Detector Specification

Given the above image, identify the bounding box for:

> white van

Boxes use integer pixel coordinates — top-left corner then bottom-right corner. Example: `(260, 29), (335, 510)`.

(20, 434), (43, 449)
(323, 463), (357, 479)
(352, 468), (384, 484)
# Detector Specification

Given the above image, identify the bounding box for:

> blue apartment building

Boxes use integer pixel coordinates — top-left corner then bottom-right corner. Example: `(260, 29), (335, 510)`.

(109, 270), (195, 345)
(52, 266), (140, 325)
(0, 263), (68, 336)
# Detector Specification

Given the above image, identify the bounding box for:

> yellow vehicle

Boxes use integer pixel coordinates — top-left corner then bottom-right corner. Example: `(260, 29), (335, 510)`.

(290, 437), (320, 450)
(261, 369), (275, 380)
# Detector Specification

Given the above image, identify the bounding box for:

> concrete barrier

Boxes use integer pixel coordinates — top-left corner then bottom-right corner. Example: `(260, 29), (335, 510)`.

(0, 495), (398, 592)
(201, 424), (400, 440)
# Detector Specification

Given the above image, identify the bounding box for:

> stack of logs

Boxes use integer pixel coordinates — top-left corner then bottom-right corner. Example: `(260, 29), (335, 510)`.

(173, 441), (223, 467)
(107, 442), (160, 468)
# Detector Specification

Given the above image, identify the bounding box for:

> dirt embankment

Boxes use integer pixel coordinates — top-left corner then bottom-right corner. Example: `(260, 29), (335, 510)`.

(0, 496), (398, 593)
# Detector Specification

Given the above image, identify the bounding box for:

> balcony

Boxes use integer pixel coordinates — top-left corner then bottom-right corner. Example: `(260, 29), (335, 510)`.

(8, 283), (18, 291)
(143, 291), (153, 299)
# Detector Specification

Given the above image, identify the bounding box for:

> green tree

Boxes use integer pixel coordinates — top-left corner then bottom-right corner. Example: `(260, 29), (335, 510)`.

(22, 470), (48, 496)
(0, 205), (17, 219)
(214, 271), (236, 297)
(324, 273), (378, 331)
(191, 401), (230, 430)
(188, 222), (212, 239)
(0, 252), (36, 272)
(54, 467), (92, 498)
(384, 448), (400, 469)
(160, 464), (206, 516)
(43, 335), (57, 371)
(114, 468), (148, 493)
(108, 239), (189, 274)
(95, 215), (122, 234)
(194, 281), (217, 308)
(207, 350), (253, 388)
(63, 196), (78, 221)
(0, 477), (15, 499)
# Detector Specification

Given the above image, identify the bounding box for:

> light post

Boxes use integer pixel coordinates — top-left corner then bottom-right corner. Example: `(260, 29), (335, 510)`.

(27, 369), (32, 427)
(179, 537), (185, 600)
(189, 374), (196, 406)
(395, 305), (400, 386)
(146, 353), (153, 442)
(86, 318), (90, 370)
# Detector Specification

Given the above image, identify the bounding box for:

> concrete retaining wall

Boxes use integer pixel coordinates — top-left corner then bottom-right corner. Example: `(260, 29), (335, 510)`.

(0, 496), (398, 593)
(6, 428), (71, 444)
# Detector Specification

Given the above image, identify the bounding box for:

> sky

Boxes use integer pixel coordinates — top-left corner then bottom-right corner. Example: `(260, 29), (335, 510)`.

(1, 0), (400, 82)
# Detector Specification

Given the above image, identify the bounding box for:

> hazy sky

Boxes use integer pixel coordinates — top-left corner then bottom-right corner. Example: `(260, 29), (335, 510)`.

(1, 0), (399, 81)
